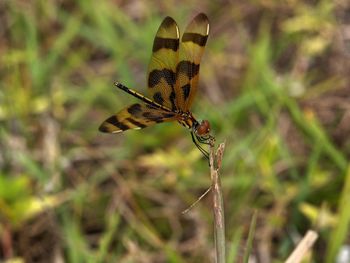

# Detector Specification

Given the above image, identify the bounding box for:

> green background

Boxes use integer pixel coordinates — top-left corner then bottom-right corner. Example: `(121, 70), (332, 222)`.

(1, 0), (350, 262)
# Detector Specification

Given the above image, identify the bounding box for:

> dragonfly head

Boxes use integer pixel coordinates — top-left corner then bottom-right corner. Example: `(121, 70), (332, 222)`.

(195, 119), (211, 137)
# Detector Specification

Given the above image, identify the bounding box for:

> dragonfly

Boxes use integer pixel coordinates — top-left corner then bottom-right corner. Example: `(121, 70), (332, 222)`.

(99, 13), (213, 159)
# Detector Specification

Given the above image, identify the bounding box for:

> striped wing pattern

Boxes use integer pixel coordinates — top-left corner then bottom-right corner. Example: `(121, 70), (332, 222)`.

(147, 17), (179, 111)
(99, 103), (176, 133)
(99, 13), (209, 136)
(175, 13), (209, 111)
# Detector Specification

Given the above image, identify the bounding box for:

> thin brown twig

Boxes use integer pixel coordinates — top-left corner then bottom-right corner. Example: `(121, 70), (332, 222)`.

(181, 187), (212, 214)
(209, 140), (226, 263)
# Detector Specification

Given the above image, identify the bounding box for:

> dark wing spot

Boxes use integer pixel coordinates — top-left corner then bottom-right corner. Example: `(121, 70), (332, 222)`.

(105, 116), (129, 130)
(162, 17), (176, 29)
(98, 124), (110, 133)
(148, 69), (176, 88)
(153, 37), (179, 52)
(162, 113), (176, 118)
(153, 92), (164, 105)
(145, 104), (158, 110)
(126, 117), (147, 128)
(142, 112), (164, 123)
(169, 91), (176, 111)
(182, 33), (208, 46)
(127, 104), (142, 115)
(153, 117), (165, 123)
(181, 84), (191, 100)
(194, 13), (209, 24)
(176, 61), (200, 79)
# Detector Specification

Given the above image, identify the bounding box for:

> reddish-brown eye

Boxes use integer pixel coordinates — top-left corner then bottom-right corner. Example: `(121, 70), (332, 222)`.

(196, 120), (210, 136)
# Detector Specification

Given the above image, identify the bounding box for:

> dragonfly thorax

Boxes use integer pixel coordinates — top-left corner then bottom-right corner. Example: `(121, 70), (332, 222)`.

(177, 111), (195, 129)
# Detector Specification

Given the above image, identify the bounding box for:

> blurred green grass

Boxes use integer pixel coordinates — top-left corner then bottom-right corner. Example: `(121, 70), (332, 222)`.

(1, 0), (350, 262)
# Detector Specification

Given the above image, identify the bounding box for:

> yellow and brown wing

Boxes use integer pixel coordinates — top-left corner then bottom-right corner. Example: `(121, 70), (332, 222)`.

(175, 13), (209, 111)
(147, 16), (179, 111)
(99, 103), (177, 133)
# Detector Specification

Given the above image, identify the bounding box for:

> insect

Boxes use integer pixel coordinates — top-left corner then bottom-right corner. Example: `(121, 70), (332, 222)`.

(99, 13), (213, 159)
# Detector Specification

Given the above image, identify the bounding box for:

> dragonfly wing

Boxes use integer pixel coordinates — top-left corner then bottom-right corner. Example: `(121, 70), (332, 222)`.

(99, 103), (177, 133)
(147, 16), (180, 111)
(175, 13), (209, 111)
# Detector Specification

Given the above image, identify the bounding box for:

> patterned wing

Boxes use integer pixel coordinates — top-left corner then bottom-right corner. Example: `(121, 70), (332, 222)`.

(99, 103), (177, 133)
(147, 16), (180, 111)
(175, 13), (209, 111)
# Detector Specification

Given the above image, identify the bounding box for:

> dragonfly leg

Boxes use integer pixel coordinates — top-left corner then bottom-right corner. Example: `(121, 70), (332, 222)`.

(191, 132), (209, 160)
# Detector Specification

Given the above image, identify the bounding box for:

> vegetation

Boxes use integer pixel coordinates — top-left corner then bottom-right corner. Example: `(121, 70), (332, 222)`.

(1, 0), (350, 262)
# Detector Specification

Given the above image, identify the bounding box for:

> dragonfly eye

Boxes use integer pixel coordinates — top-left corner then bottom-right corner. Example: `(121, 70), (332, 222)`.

(196, 120), (210, 136)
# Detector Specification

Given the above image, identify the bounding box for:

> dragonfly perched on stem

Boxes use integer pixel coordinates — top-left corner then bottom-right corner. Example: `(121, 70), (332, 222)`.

(99, 13), (213, 159)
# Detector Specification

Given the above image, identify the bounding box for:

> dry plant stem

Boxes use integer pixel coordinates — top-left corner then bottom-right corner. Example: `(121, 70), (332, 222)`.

(285, 230), (318, 263)
(209, 140), (226, 263)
